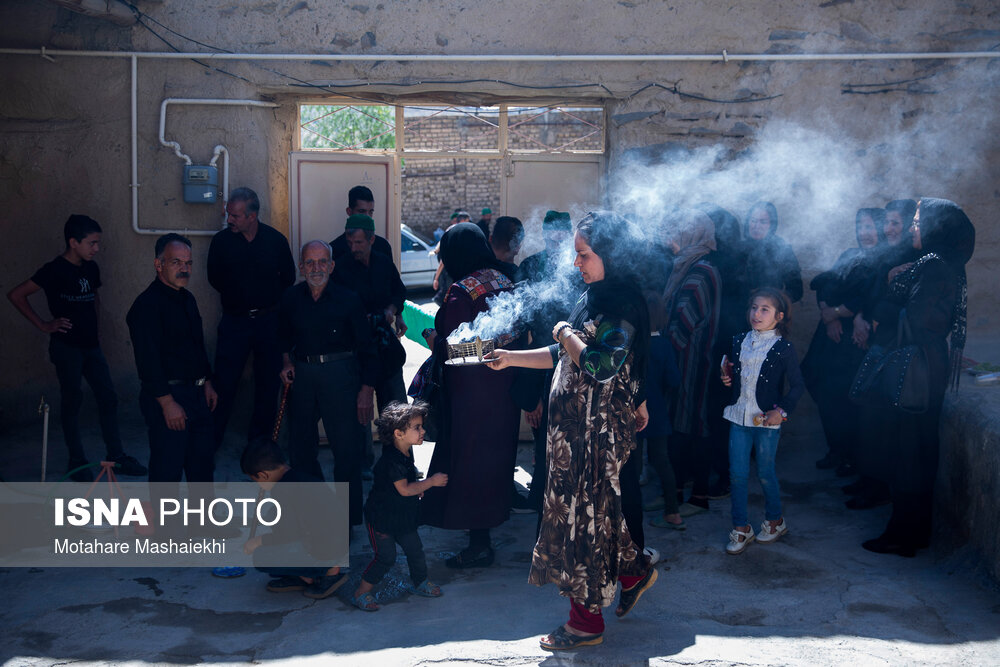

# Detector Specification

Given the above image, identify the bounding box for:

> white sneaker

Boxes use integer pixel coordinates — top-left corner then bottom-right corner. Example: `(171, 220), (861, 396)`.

(726, 526), (755, 555)
(643, 546), (660, 565)
(757, 518), (788, 544)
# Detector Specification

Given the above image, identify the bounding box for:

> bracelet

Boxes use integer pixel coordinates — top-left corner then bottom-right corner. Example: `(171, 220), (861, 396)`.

(556, 324), (573, 343)
(773, 405), (788, 421)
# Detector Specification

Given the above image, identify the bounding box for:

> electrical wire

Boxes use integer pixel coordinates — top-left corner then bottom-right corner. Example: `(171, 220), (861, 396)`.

(109, 0), (784, 106)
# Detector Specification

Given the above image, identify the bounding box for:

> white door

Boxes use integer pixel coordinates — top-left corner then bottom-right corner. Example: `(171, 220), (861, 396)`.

(288, 152), (400, 265)
(501, 154), (604, 257)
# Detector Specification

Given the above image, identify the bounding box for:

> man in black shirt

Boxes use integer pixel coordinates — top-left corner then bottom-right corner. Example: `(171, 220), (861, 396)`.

(477, 207), (493, 238)
(333, 214), (408, 409)
(329, 186), (392, 259)
(127, 234), (218, 483)
(207, 187), (296, 449)
(489, 215), (525, 278)
(279, 240), (378, 525)
(8, 215), (146, 481)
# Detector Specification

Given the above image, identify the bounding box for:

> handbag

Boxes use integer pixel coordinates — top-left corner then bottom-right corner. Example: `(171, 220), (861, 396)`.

(407, 354), (443, 441)
(849, 309), (929, 413)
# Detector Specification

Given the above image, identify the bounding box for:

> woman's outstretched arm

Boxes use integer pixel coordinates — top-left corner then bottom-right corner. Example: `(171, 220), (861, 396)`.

(485, 347), (555, 370)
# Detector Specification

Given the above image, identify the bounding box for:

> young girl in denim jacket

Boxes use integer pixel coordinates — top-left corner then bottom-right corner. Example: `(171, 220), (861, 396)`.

(720, 287), (805, 554)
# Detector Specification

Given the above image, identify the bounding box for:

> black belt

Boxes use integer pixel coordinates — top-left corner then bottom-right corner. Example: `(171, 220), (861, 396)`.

(227, 305), (278, 319)
(167, 377), (207, 386)
(301, 352), (354, 364)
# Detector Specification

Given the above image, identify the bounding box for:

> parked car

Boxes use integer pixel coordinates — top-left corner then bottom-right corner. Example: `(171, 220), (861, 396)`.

(399, 224), (439, 289)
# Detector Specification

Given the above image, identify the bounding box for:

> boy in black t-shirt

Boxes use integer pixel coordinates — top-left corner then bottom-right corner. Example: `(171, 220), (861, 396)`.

(7, 215), (146, 481)
(351, 401), (447, 611)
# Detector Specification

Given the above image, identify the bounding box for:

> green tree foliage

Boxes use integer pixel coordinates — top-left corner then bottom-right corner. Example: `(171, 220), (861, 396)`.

(300, 105), (395, 150)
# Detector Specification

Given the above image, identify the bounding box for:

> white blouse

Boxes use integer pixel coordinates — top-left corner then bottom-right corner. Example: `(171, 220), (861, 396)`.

(723, 328), (781, 429)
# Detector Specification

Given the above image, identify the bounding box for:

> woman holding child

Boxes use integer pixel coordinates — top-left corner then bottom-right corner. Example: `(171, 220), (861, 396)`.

(487, 212), (656, 651)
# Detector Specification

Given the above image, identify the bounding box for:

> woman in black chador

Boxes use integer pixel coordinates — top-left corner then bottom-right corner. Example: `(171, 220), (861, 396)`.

(861, 198), (974, 558)
(743, 201), (803, 303)
(803, 208), (886, 475)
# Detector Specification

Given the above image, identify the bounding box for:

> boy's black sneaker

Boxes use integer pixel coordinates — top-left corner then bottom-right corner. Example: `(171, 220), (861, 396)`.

(67, 459), (93, 482)
(108, 454), (148, 477)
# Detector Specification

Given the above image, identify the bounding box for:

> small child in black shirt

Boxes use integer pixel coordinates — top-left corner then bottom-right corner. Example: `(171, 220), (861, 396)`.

(352, 401), (447, 611)
(241, 440), (348, 599)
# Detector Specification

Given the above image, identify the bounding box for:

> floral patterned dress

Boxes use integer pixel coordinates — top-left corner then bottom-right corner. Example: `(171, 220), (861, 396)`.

(528, 313), (648, 612)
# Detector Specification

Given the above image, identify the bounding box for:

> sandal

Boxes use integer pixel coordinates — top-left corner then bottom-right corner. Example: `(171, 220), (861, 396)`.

(410, 580), (443, 597)
(649, 514), (686, 530)
(445, 547), (495, 569)
(351, 591), (379, 612)
(615, 567), (658, 618)
(539, 625), (603, 651)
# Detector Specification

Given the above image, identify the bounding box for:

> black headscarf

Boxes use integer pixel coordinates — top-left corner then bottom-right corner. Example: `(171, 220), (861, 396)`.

(570, 212), (650, 381)
(893, 197), (975, 389)
(439, 222), (516, 283)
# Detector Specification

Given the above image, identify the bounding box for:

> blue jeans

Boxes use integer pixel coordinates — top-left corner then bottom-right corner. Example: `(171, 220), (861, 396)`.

(728, 424), (782, 528)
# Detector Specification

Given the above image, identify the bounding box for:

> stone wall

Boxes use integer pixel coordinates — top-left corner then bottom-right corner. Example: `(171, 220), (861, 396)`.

(1, 0), (999, 426)
(937, 388), (1000, 582)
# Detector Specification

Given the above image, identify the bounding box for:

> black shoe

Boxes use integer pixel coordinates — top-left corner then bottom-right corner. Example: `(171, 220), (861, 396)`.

(862, 536), (916, 558)
(511, 492), (536, 514)
(845, 494), (890, 510)
(67, 459), (93, 482)
(835, 462), (857, 478)
(445, 547), (495, 569)
(266, 576), (309, 593)
(706, 483), (731, 500)
(842, 480), (865, 496)
(815, 454), (840, 470)
(108, 453), (148, 476)
(303, 572), (348, 599)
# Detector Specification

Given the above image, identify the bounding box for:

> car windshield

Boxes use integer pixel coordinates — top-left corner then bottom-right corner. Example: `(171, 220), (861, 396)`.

(403, 226), (434, 246)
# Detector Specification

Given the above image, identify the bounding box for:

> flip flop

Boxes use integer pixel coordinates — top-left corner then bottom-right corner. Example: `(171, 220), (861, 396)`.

(649, 515), (686, 530)
(615, 567), (658, 618)
(539, 625), (603, 651)
(410, 580), (443, 597)
(211, 566), (246, 578)
(351, 591), (379, 612)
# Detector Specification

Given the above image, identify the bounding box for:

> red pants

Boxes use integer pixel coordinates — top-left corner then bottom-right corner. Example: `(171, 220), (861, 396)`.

(567, 574), (643, 634)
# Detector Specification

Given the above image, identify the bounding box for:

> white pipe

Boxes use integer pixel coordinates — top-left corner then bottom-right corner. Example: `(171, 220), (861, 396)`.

(210, 144), (230, 229)
(2, 47), (1000, 62)
(132, 96), (277, 236)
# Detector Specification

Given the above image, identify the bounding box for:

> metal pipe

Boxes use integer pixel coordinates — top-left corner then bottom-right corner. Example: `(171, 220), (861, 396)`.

(210, 144), (230, 229)
(2, 47), (1000, 62)
(39, 396), (49, 483)
(132, 96), (277, 236)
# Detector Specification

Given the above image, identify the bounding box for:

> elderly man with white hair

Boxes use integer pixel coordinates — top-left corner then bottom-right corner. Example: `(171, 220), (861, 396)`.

(278, 240), (378, 528)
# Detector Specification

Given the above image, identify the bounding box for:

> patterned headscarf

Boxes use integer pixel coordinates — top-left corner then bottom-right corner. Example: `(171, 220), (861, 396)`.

(662, 209), (717, 305)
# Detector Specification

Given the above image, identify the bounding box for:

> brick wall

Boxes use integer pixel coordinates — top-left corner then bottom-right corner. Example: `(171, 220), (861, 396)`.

(400, 110), (603, 235)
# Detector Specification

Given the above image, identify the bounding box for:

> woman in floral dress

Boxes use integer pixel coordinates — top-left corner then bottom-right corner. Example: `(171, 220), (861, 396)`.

(487, 212), (657, 650)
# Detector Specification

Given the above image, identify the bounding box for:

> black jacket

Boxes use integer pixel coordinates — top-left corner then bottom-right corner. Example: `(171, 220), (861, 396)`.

(725, 332), (805, 415)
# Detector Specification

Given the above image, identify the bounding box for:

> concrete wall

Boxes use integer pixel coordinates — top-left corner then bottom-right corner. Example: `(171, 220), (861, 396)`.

(1, 0), (999, 425)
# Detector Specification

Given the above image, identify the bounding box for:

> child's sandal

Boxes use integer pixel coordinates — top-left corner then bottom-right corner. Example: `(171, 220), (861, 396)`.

(411, 579), (443, 597)
(351, 592), (379, 611)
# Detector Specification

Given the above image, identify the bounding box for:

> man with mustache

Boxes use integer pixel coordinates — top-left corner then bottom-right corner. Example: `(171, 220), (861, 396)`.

(278, 240), (378, 526)
(126, 233), (217, 483)
(207, 187), (295, 451)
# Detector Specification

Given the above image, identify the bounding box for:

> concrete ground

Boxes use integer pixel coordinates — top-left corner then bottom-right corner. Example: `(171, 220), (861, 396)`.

(1, 305), (999, 666)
